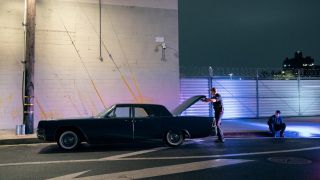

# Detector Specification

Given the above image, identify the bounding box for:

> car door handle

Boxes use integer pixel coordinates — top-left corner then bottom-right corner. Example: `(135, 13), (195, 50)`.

(132, 120), (142, 123)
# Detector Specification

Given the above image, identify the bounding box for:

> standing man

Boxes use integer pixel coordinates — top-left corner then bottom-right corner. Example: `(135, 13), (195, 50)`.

(268, 110), (286, 137)
(203, 87), (225, 143)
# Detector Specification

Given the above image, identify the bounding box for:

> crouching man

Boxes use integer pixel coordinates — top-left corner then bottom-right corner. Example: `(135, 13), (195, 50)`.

(268, 110), (286, 137)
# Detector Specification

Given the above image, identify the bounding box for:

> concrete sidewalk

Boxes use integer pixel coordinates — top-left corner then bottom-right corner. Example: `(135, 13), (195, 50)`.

(0, 129), (41, 145)
(1, 116), (319, 145)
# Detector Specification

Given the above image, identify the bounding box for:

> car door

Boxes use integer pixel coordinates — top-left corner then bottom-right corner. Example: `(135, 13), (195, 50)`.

(133, 107), (162, 139)
(99, 106), (133, 142)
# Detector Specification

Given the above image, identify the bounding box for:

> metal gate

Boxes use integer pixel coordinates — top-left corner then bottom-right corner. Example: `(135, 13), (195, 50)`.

(180, 78), (320, 118)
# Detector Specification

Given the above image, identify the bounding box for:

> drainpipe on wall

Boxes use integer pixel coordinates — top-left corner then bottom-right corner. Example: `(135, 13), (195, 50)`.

(99, 0), (103, 62)
(22, 0), (27, 126)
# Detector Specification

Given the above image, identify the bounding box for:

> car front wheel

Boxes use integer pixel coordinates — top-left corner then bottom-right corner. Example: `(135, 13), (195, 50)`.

(164, 130), (184, 147)
(58, 130), (80, 150)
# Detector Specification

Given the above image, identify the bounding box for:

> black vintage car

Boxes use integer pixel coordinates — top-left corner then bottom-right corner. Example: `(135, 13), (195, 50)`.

(37, 95), (212, 150)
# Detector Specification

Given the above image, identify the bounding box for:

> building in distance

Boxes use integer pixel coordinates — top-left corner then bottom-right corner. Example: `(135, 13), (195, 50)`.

(281, 51), (320, 77)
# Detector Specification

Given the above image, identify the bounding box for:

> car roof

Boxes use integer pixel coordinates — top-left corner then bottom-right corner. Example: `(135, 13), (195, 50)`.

(115, 103), (165, 107)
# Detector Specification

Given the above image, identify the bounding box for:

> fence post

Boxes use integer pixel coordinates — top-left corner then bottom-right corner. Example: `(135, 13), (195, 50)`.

(208, 66), (214, 117)
(298, 69), (301, 116)
(256, 69), (259, 118)
(208, 76), (213, 118)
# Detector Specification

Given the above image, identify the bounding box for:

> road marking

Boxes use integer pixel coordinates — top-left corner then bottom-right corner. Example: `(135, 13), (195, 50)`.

(98, 139), (195, 160)
(0, 159), (100, 167)
(100, 147), (169, 160)
(118, 146), (320, 161)
(0, 146), (168, 167)
(48, 159), (252, 180)
(0, 145), (319, 167)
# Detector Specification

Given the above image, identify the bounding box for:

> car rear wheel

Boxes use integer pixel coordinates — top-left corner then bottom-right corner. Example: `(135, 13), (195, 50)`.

(57, 130), (80, 150)
(164, 130), (184, 147)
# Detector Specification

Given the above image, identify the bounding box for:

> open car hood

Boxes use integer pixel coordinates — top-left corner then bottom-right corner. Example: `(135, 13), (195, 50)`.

(171, 95), (206, 116)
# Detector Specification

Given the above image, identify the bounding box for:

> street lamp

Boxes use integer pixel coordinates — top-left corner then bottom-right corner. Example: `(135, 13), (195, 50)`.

(228, 73), (233, 80)
(208, 66), (213, 77)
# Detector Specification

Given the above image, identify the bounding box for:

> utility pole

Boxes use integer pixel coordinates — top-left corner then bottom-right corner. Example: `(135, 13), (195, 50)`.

(23, 0), (36, 134)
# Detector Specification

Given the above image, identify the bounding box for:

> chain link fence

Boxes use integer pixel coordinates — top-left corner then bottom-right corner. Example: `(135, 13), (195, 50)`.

(180, 66), (320, 80)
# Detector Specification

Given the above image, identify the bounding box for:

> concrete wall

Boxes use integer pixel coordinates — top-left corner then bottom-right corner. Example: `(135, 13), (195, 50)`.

(0, 0), (179, 129)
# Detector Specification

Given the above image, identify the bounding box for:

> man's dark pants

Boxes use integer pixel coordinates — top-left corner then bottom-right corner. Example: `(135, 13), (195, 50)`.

(268, 122), (286, 137)
(215, 111), (224, 141)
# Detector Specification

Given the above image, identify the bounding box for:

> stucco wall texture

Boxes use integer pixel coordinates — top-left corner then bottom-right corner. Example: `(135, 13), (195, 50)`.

(0, 0), (179, 129)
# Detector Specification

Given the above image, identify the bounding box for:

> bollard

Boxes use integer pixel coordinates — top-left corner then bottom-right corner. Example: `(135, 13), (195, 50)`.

(16, 125), (21, 135)
(16, 125), (26, 135)
(21, 124), (25, 135)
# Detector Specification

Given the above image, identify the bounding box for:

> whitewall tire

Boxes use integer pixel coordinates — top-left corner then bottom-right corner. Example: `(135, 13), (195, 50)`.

(58, 131), (80, 150)
(164, 130), (184, 147)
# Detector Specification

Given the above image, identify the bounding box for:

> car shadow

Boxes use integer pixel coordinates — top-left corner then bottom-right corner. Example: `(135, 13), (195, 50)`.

(38, 139), (166, 154)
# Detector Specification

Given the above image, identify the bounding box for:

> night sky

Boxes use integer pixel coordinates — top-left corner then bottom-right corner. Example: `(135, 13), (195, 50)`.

(179, 0), (320, 70)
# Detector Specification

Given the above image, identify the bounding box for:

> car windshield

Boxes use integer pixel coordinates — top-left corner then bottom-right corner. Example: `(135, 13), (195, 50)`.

(95, 105), (115, 118)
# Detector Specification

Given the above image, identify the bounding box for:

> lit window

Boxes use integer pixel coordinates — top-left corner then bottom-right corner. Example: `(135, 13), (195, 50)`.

(114, 107), (130, 118)
(134, 107), (148, 118)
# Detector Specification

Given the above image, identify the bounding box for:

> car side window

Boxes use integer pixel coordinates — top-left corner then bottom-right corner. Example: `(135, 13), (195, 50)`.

(134, 107), (148, 118)
(114, 107), (130, 118)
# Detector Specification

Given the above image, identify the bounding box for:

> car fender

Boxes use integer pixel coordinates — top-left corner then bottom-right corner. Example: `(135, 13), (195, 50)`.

(181, 129), (191, 138)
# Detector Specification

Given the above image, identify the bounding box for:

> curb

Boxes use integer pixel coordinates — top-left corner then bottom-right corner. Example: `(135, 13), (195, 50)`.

(0, 138), (43, 145)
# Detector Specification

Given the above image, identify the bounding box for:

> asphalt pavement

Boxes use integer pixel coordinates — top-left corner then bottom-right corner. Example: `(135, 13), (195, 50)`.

(1, 137), (320, 179)
(1, 116), (319, 145)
